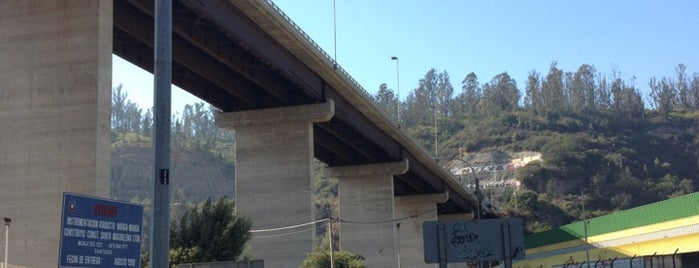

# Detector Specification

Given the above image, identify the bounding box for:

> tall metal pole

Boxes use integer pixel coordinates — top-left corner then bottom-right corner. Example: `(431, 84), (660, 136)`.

(582, 190), (590, 268)
(391, 56), (400, 126)
(333, 0), (337, 69)
(454, 158), (482, 219)
(151, 0), (172, 267)
(431, 106), (437, 159)
(454, 159), (483, 268)
(3, 218), (10, 268)
(396, 223), (401, 268)
(328, 219), (335, 268)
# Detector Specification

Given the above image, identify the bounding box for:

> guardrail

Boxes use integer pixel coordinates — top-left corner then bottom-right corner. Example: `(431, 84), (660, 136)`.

(261, 0), (380, 109)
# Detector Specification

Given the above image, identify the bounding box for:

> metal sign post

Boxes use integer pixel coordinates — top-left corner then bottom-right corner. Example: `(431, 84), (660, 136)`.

(502, 220), (512, 268)
(437, 224), (447, 268)
(151, 0), (172, 267)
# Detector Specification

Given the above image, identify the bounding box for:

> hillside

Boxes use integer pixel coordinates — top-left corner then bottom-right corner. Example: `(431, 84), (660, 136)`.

(110, 89), (237, 203)
(409, 110), (699, 232)
(110, 62), (699, 234)
(111, 142), (235, 203)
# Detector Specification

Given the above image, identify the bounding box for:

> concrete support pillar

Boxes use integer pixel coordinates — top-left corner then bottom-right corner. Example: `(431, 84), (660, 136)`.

(328, 160), (408, 268)
(0, 1), (112, 268)
(394, 193), (449, 268)
(215, 101), (334, 268)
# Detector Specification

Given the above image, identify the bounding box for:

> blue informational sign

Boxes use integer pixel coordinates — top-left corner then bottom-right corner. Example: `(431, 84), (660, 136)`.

(58, 193), (144, 268)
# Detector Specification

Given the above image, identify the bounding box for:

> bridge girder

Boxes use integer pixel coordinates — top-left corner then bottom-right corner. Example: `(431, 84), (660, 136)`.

(113, 0), (478, 215)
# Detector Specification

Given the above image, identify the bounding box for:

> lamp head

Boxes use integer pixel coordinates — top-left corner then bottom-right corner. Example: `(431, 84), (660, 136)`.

(391, 56), (398, 60)
(3, 217), (10, 225)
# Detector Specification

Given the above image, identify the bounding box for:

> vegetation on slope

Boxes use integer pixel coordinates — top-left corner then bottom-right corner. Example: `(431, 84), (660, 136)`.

(374, 63), (699, 232)
(112, 61), (699, 236)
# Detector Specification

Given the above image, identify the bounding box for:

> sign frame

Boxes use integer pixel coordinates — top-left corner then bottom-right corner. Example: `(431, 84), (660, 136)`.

(58, 192), (144, 268)
(423, 218), (525, 265)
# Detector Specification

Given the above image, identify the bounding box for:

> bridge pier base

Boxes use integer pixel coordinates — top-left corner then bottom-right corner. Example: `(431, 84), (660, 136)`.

(328, 160), (408, 268)
(215, 101), (334, 268)
(0, 1), (112, 268)
(395, 193), (449, 268)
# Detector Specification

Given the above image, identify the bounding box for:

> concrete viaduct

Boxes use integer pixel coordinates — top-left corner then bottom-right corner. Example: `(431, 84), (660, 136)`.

(0, 1), (481, 267)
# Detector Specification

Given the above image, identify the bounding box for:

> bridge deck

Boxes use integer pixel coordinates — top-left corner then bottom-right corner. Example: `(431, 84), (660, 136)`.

(112, 0), (478, 214)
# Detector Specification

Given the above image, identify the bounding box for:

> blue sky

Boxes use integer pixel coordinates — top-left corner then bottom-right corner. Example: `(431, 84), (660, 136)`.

(114, 0), (699, 111)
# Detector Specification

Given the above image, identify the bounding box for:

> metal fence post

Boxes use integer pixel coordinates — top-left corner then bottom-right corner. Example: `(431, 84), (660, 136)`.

(672, 248), (679, 268)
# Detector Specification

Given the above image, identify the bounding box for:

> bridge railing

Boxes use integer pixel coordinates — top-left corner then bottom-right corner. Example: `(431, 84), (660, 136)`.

(258, 1), (473, 199)
(261, 0), (381, 111)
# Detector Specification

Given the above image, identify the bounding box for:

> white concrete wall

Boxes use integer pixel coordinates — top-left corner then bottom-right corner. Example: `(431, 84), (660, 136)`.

(395, 193), (448, 268)
(215, 101), (334, 268)
(0, 1), (112, 267)
(330, 160), (408, 268)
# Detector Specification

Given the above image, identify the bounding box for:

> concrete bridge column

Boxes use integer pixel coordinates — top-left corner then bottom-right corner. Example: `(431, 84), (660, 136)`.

(0, 1), (112, 268)
(214, 101), (334, 268)
(394, 193), (449, 268)
(328, 160), (408, 268)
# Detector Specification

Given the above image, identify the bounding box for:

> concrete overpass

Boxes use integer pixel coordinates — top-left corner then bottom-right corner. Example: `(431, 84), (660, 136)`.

(0, 0), (481, 267)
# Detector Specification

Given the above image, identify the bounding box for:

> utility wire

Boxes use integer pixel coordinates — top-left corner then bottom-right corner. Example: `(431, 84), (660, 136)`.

(250, 218), (330, 233)
(339, 206), (440, 225)
(248, 199), (464, 237)
(252, 225), (318, 239)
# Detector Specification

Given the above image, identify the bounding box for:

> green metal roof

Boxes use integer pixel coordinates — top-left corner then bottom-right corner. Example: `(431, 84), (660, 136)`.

(526, 192), (699, 248)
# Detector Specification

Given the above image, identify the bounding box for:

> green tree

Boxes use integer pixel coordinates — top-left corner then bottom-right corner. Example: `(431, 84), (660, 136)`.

(372, 83), (400, 123)
(112, 84), (127, 131)
(435, 70), (455, 118)
(570, 64), (596, 113)
(524, 70), (542, 114)
(169, 198), (252, 266)
(675, 64), (691, 109)
(648, 76), (676, 119)
(480, 72), (519, 117)
(691, 72), (699, 109)
(404, 69), (438, 127)
(300, 251), (366, 268)
(610, 78), (644, 124)
(458, 72), (481, 118)
(514, 190), (539, 213)
(542, 62), (566, 115)
(141, 108), (153, 137)
(112, 84), (144, 134)
(595, 75), (612, 112)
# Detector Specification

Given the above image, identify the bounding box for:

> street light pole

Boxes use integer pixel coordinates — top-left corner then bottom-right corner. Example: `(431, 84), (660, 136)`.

(431, 105), (438, 159)
(333, 0), (337, 69)
(452, 158), (483, 268)
(453, 159), (482, 219)
(391, 56), (400, 126)
(3, 218), (11, 268)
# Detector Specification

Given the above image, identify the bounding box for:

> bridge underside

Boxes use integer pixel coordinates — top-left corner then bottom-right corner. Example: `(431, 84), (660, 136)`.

(1, 1), (481, 267)
(112, 0), (475, 214)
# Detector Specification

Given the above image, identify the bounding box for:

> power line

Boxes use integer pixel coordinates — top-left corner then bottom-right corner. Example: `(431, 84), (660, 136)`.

(250, 218), (329, 233)
(252, 225), (318, 239)
(248, 200), (462, 237)
(338, 204), (452, 225)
